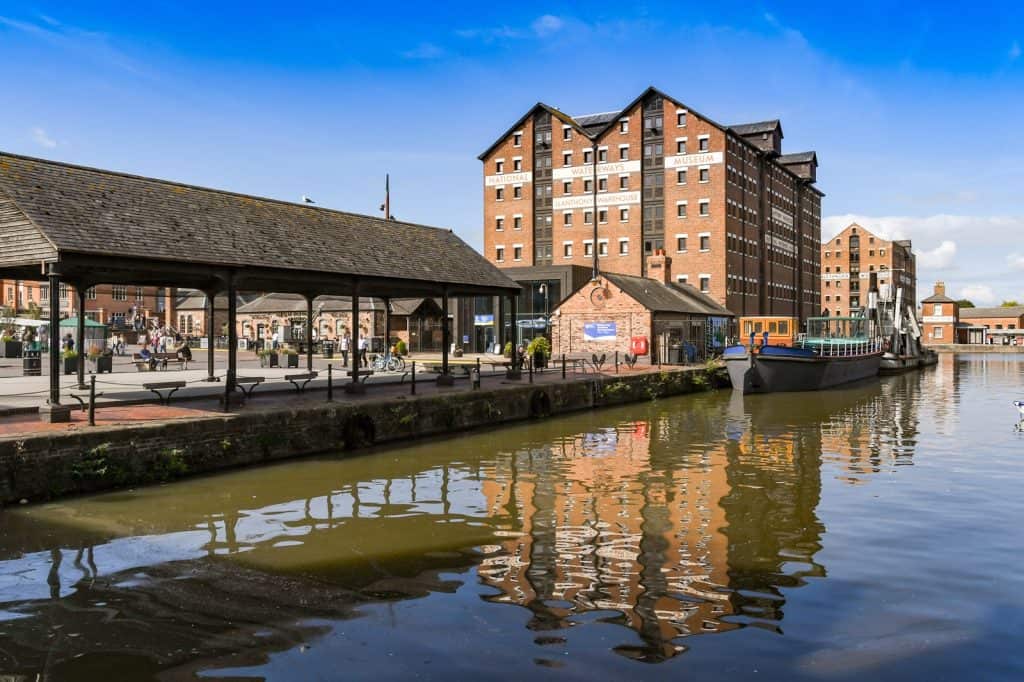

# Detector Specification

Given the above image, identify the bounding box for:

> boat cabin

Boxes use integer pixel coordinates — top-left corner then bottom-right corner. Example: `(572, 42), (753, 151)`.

(739, 316), (798, 347)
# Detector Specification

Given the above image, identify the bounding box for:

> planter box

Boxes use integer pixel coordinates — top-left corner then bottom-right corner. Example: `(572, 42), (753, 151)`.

(286, 354), (299, 368)
(2, 341), (23, 359)
(268, 354), (279, 368)
(93, 355), (112, 374)
(63, 356), (78, 375)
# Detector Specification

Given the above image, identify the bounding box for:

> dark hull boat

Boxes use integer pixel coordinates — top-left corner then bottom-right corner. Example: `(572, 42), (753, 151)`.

(725, 344), (882, 394)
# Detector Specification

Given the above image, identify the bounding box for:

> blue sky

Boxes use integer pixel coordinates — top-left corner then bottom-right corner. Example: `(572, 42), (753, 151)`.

(2, 1), (1023, 305)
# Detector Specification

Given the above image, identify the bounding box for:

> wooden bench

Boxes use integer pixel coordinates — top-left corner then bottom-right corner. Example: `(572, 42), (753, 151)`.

(234, 376), (265, 398)
(346, 369), (375, 384)
(143, 380), (186, 405)
(284, 371), (318, 393)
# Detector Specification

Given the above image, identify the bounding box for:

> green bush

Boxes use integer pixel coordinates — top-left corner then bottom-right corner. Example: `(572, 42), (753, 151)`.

(281, 347), (298, 356)
(527, 336), (551, 358)
(395, 339), (408, 356)
(503, 341), (513, 357)
(62, 349), (78, 360)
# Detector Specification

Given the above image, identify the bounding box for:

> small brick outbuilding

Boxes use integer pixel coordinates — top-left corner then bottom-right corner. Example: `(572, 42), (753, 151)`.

(551, 253), (734, 365)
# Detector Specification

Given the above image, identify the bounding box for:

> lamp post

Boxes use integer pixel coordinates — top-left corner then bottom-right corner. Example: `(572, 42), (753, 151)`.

(539, 283), (550, 338)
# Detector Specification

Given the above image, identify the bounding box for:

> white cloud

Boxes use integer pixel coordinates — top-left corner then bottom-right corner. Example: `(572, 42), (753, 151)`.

(1011, 41), (1021, 60)
(531, 15), (565, 37)
(30, 127), (56, 148)
(915, 240), (957, 269)
(401, 42), (444, 60)
(822, 213), (1023, 242)
(1008, 253), (1024, 271)
(959, 284), (997, 306)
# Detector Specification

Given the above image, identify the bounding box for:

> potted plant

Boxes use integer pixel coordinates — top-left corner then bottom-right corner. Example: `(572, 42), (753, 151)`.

(527, 336), (551, 369)
(62, 349), (79, 375)
(0, 333), (22, 359)
(503, 341), (513, 358)
(394, 339), (407, 357)
(282, 347), (299, 368)
(256, 347), (270, 368)
(86, 344), (112, 374)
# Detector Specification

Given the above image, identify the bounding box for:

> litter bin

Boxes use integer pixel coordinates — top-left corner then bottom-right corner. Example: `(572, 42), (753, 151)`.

(23, 349), (41, 376)
(322, 341), (334, 359)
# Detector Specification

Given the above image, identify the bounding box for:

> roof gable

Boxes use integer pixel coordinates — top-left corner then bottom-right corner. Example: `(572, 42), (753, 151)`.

(598, 272), (733, 316)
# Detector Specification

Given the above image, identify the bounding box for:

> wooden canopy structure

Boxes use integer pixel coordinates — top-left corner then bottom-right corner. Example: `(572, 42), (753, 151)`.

(0, 152), (520, 417)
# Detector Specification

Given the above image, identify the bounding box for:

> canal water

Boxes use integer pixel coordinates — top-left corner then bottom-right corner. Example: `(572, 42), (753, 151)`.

(0, 353), (1022, 680)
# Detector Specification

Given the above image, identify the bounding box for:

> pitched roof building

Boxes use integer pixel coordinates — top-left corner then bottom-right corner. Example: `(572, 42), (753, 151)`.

(479, 86), (823, 323)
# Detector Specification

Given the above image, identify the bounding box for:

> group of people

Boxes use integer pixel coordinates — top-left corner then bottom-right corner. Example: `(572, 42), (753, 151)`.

(337, 333), (370, 367)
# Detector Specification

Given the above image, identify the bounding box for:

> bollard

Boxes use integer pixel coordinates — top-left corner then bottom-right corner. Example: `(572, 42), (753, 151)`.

(615, 350), (619, 374)
(88, 375), (96, 427)
(561, 353), (566, 380)
(472, 357), (481, 390)
(411, 361), (416, 395)
(528, 357), (533, 384)
(327, 363), (333, 402)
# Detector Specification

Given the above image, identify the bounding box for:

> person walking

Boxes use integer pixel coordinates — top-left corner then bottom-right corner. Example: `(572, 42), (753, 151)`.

(358, 334), (369, 368)
(340, 333), (350, 366)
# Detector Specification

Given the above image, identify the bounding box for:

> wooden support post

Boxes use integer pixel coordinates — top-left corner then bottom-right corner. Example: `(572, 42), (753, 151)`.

(306, 295), (314, 371)
(615, 350), (619, 374)
(40, 264), (70, 423)
(411, 361), (416, 395)
(437, 288), (454, 386)
(75, 286), (87, 389)
(205, 290), (217, 381)
(224, 277), (237, 411)
(562, 353), (566, 379)
(345, 283), (364, 394)
(383, 297), (391, 358)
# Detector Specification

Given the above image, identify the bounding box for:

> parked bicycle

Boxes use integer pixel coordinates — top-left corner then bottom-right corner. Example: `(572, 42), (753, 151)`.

(371, 353), (406, 372)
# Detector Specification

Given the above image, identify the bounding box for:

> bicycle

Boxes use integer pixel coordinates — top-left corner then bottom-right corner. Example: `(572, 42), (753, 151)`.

(371, 353), (406, 372)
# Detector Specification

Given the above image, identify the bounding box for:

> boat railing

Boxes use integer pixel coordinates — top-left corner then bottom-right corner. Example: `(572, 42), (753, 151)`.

(799, 337), (881, 357)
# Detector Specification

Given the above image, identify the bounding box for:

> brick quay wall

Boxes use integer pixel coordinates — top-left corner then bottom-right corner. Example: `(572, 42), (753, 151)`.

(0, 366), (727, 505)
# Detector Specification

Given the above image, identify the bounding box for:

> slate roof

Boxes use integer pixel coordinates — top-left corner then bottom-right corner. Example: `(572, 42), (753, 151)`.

(572, 111), (621, 128)
(174, 289), (256, 310)
(728, 120), (782, 136)
(958, 306), (1024, 319)
(921, 292), (956, 304)
(601, 272), (734, 316)
(777, 151), (817, 164)
(0, 152), (519, 294)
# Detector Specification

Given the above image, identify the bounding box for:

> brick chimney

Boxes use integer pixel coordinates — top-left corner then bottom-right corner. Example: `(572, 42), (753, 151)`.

(934, 281), (946, 297)
(646, 250), (672, 285)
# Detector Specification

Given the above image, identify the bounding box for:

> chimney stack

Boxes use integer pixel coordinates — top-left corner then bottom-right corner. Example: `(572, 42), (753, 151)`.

(934, 281), (946, 297)
(646, 250), (672, 285)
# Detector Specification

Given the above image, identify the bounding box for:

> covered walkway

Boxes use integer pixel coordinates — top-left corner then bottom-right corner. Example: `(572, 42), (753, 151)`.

(0, 152), (520, 420)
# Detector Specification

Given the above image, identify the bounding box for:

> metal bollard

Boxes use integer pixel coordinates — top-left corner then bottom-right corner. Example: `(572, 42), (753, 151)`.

(561, 353), (566, 380)
(472, 358), (481, 390)
(528, 358), (533, 384)
(327, 363), (333, 402)
(411, 361), (416, 395)
(615, 350), (619, 374)
(88, 375), (96, 426)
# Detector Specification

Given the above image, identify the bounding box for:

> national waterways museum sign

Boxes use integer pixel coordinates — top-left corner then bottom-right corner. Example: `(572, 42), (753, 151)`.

(663, 151), (723, 169)
(484, 171), (532, 186)
(552, 160), (642, 180)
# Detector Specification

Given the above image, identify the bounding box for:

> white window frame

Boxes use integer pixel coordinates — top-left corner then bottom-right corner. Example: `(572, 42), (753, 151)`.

(512, 183), (523, 199)
(598, 208), (609, 224)
(698, 164), (711, 183)
(563, 151), (572, 167)
(512, 243), (524, 262)
(563, 241), (574, 258)
(495, 215), (505, 231)
(619, 206), (629, 222)
(562, 124), (573, 141)
(619, 117), (629, 133)
(676, 274), (688, 284)
(495, 158), (505, 174)
(676, 200), (688, 218)
(619, 174), (629, 190)
(513, 213), (523, 230)
(699, 274), (711, 293)
(699, 231), (711, 252)
(512, 131), (522, 147)
(698, 134), (710, 152)
(675, 233), (688, 252)
(597, 238), (609, 257)
(495, 245), (506, 262)
(618, 237), (629, 255)
(583, 239), (594, 257)
(676, 109), (687, 127)
(512, 156), (523, 172)
(676, 168), (687, 185)
(675, 136), (688, 154)
(698, 198), (710, 217)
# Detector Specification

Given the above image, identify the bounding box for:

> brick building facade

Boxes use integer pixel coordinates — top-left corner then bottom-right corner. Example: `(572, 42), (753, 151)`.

(480, 86), (823, 322)
(821, 222), (916, 317)
(0, 279), (174, 331)
(920, 282), (959, 344)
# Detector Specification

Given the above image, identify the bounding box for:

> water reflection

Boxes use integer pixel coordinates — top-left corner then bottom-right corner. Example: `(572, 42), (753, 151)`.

(0, 363), (942, 676)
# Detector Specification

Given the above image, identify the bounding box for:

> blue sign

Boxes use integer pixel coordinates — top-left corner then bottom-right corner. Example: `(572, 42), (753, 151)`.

(583, 321), (617, 341)
(473, 314), (494, 325)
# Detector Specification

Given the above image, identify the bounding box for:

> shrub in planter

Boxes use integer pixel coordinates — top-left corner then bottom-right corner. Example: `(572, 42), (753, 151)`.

(62, 350), (79, 375)
(256, 348), (272, 368)
(503, 341), (513, 358)
(394, 339), (408, 357)
(282, 347), (300, 368)
(527, 337), (551, 369)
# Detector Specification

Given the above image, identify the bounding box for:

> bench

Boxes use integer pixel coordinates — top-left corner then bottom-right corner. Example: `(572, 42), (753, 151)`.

(143, 380), (186, 405)
(284, 371), (318, 393)
(133, 352), (188, 372)
(234, 376), (265, 398)
(68, 389), (105, 411)
(346, 369), (375, 384)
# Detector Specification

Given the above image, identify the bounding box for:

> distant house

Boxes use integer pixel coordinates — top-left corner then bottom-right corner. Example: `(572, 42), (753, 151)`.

(551, 253), (734, 364)
(958, 305), (1024, 345)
